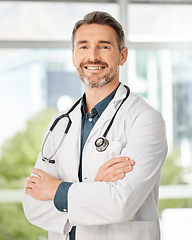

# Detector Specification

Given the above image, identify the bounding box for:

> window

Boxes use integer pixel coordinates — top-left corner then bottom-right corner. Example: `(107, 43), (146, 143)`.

(0, 1), (118, 40)
(0, 1), (192, 239)
(128, 4), (192, 42)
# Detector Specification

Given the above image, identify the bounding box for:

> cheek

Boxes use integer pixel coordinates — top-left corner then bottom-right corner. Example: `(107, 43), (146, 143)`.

(108, 57), (121, 69)
(73, 54), (85, 67)
(107, 52), (120, 64)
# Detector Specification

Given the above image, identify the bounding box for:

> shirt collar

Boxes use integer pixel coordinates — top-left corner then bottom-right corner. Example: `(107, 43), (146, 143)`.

(81, 94), (87, 116)
(81, 84), (120, 117)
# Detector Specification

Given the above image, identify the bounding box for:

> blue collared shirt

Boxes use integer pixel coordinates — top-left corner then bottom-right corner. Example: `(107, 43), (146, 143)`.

(78, 89), (118, 181)
(54, 85), (119, 239)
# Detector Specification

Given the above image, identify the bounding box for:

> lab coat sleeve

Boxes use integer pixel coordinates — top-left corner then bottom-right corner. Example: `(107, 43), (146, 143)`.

(22, 117), (72, 235)
(23, 155), (71, 234)
(67, 109), (167, 226)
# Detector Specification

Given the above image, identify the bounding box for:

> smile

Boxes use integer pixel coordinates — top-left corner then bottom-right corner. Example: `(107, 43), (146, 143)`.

(84, 65), (106, 70)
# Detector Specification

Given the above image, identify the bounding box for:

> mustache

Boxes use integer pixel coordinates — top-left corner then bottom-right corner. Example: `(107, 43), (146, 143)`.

(80, 60), (108, 68)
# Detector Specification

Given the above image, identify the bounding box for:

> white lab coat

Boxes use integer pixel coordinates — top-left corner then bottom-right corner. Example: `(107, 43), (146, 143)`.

(23, 84), (167, 240)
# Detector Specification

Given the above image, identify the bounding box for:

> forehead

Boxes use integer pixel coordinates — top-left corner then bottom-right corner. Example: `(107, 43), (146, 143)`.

(73, 23), (118, 45)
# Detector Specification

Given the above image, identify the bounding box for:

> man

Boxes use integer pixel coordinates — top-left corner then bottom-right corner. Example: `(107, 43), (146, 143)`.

(23, 11), (167, 240)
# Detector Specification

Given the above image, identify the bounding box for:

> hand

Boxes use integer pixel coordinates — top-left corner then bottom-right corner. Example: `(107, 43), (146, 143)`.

(25, 168), (62, 201)
(95, 157), (134, 182)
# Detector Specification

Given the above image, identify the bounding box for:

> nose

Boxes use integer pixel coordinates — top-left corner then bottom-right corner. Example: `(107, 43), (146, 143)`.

(88, 47), (100, 62)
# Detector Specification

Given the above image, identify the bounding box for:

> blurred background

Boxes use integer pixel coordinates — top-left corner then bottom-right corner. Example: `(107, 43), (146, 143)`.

(0, 0), (192, 239)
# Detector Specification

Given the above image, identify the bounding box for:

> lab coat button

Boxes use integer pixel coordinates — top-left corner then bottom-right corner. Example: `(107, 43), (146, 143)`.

(63, 209), (67, 212)
(72, 178), (77, 183)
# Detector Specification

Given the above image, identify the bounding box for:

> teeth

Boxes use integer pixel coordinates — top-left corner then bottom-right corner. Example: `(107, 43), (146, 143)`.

(86, 66), (103, 70)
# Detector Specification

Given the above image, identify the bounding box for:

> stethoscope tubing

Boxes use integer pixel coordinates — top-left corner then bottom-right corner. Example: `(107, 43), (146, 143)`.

(41, 85), (130, 163)
(102, 85), (130, 138)
(41, 98), (81, 163)
(41, 131), (67, 163)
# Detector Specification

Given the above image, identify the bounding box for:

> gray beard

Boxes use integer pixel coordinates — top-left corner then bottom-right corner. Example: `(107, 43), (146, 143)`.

(81, 76), (113, 88)
(79, 69), (119, 88)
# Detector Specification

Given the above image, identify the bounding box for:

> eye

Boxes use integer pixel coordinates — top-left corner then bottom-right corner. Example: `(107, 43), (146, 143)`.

(80, 46), (87, 50)
(101, 45), (109, 50)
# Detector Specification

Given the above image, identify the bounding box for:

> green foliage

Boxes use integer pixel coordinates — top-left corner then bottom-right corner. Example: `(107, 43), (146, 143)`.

(0, 109), (56, 240)
(160, 149), (184, 185)
(0, 109), (57, 189)
(158, 149), (191, 214)
(158, 198), (192, 214)
(0, 203), (47, 240)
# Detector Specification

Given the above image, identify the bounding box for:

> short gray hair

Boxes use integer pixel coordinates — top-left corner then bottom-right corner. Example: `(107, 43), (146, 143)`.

(72, 11), (125, 51)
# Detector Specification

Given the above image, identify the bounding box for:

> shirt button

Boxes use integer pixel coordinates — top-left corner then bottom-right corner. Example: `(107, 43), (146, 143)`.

(63, 209), (67, 212)
(88, 118), (92, 122)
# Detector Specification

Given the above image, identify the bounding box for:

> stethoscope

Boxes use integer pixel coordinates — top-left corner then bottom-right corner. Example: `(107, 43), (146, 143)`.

(41, 85), (130, 164)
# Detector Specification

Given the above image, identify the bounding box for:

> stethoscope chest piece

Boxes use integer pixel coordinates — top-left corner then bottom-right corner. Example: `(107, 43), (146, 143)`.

(95, 137), (109, 152)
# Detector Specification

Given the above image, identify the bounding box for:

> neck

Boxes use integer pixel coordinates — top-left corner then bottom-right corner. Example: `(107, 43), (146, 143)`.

(84, 80), (119, 114)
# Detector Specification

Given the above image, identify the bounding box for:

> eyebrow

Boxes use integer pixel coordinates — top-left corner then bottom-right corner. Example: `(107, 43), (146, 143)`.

(99, 40), (112, 45)
(76, 40), (88, 45)
(76, 40), (113, 46)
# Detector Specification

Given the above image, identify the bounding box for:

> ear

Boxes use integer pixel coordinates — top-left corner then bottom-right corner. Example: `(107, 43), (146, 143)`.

(119, 47), (128, 66)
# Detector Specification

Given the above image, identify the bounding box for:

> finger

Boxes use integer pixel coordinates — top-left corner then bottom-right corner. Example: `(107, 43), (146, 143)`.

(130, 160), (135, 166)
(95, 172), (103, 181)
(101, 163), (133, 182)
(32, 168), (45, 177)
(111, 173), (125, 182)
(114, 162), (134, 172)
(102, 172), (125, 182)
(105, 161), (132, 175)
(117, 158), (134, 166)
(26, 176), (38, 183)
(95, 157), (134, 182)
(102, 157), (130, 169)
(25, 181), (35, 189)
(26, 177), (30, 182)
(109, 157), (134, 169)
(124, 165), (133, 172)
(25, 187), (34, 196)
(95, 161), (130, 182)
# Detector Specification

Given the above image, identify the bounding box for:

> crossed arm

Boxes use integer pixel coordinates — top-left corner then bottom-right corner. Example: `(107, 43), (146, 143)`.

(25, 157), (134, 201)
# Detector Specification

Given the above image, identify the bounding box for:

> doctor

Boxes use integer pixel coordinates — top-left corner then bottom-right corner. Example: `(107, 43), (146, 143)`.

(23, 11), (167, 240)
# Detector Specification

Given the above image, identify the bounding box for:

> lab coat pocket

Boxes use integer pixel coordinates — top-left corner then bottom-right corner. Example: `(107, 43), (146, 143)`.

(93, 140), (124, 172)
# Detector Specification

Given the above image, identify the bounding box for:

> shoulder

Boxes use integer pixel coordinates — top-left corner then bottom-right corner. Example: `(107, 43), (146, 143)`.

(128, 92), (163, 116)
(123, 92), (166, 131)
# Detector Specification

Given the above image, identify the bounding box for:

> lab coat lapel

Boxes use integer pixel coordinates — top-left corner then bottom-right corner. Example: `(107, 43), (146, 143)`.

(87, 84), (127, 139)
(66, 102), (82, 172)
